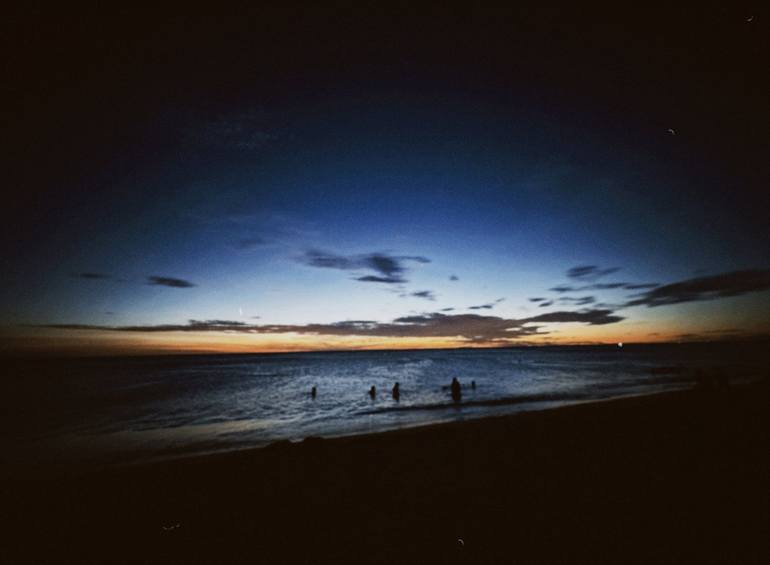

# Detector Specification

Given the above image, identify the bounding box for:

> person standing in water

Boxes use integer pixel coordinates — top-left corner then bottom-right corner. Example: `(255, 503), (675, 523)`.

(369, 385), (376, 399)
(450, 377), (462, 403)
(392, 382), (400, 401)
(311, 386), (317, 399)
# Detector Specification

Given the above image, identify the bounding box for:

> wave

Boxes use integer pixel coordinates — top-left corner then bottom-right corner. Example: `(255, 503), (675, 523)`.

(355, 391), (593, 416)
(355, 377), (698, 417)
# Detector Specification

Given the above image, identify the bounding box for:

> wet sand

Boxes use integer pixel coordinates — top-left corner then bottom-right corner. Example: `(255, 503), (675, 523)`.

(2, 382), (768, 564)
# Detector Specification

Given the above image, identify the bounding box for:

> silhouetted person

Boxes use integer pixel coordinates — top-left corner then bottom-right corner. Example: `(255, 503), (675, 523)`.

(451, 377), (462, 403)
(311, 386), (317, 399)
(392, 382), (400, 401)
(471, 380), (476, 390)
(369, 385), (376, 399)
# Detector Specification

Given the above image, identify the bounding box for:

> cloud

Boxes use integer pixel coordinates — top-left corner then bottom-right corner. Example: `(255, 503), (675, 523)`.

(567, 265), (620, 281)
(42, 319), (241, 332)
(529, 297), (546, 302)
(468, 298), (505, 310)
(449, 275), (459, 281)
(36, 315), (535, 341)
(440, 307), (455, 312)
(187, 319), (246, 327)
(385, 313), (543, 342)
(38, 305), (625, 343)
(356, 275), (405, 284)
(588, 283), (627, 290)
(538, 301), (554, 307)
(624, 269), (770, 308)
(147, 276), (196, 288)
(551, 266), (659, 294)
(522, 309), (624, 325)
(549, 285), (576, 293)
(299, 250), (430, 283)
(550, 282), (659, 293)
(558, 296), (596, 306)
(411, 290), (437, 301)
(72, 272), (112, 280)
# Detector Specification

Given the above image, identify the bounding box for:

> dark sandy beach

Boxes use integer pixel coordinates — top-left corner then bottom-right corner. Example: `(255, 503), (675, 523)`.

(2, 382), (768, 564)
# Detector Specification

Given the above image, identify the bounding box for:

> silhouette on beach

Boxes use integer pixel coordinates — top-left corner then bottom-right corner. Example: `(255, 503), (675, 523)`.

(451, 377), (462, 403)
(311, 386), (317, 399)
(392, 382), (400, 401)
(369, 385), (376, 399)
(471, 380), (476, 390)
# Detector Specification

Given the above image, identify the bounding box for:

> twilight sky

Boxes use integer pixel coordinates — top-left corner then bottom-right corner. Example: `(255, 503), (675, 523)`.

(3, 6), (769, 354)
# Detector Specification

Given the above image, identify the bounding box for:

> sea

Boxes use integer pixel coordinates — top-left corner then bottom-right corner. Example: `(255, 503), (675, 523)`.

(2, 342), (766, 472)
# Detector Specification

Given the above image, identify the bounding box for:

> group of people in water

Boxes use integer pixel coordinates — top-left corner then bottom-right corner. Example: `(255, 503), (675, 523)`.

(311, 378), (476, 403)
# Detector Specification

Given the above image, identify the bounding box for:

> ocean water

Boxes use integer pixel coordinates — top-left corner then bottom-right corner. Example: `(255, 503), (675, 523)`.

(2, 342), (766, 470)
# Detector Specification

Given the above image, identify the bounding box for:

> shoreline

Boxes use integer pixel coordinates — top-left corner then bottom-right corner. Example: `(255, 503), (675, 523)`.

(7, 382), (696, 480)
(3, 380), (767, 564)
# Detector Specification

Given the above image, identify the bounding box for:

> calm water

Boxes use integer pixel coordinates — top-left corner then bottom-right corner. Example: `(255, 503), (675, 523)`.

(2, 343), (766, 469)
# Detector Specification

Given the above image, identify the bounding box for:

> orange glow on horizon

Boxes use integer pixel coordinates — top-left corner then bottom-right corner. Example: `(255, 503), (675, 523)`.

(0, 324), (725, 357)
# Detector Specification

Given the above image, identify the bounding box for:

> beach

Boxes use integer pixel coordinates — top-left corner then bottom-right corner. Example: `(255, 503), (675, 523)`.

(2, 380), (767, 564)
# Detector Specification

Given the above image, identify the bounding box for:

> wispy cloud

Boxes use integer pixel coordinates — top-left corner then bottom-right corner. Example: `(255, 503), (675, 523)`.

(147, 276), (196, 288)
(522, 309), (624, 325)
(449, 275), (459, 281)
(558, 296), (596, 306)
(356, 275), (405, 284)
(549, 285), (575, 293)
(588, 283), (627, 290)
(468, 298), (505, 310)
(567, 265), (620, 281)
(548, 265), (660, 295)
(550, 282), (659, 293)
(411, 290), (437, 301)
(298, 250), (430, 284)
(624, 269), (770, 308)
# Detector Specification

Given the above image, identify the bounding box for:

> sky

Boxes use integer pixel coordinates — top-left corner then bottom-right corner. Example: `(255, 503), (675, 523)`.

(3, 5), (769, 355)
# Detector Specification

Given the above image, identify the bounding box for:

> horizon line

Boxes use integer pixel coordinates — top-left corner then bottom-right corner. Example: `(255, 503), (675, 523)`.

(3, 336), (768, 361)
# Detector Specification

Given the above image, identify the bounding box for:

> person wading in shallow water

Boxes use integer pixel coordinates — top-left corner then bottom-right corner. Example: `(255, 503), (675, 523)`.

(369, 385), (376, 399)
(450, 377), (462, 403)
(392, 382), (400, 401)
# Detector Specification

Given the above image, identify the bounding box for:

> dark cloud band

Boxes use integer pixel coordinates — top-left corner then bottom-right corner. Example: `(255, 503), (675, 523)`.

(147, 276), (196, 288)
(35, 307), (624, 343)
(625, 269), (770, 307)
(299, 250), (429, 283)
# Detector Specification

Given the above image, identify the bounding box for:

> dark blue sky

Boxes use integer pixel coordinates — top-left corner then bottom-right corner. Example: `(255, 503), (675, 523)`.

(3, 5), (769, 353)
